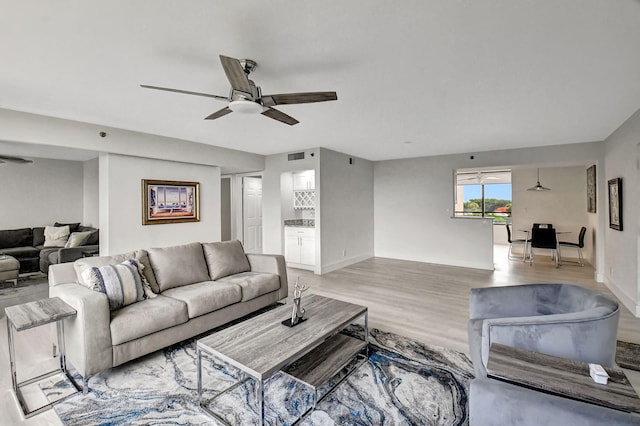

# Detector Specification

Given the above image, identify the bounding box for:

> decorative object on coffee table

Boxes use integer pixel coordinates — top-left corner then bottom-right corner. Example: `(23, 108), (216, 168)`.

(0, 254), (19, 287)
(283, 277), (308, 327)
(5, 297), (82, 417)
(141, 179), (200, 225)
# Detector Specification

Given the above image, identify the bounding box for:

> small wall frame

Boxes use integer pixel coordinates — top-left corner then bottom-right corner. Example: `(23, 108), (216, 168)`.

(607, 177), (622, 231)
(142, 179), (200, 225)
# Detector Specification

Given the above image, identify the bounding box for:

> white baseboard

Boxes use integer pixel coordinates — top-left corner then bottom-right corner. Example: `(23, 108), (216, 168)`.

(603, 275), (640, 317)
(319, 253), (373, 275)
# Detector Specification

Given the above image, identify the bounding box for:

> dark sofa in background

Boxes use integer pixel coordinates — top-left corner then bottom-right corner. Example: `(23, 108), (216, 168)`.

(0, 224), (98, 274)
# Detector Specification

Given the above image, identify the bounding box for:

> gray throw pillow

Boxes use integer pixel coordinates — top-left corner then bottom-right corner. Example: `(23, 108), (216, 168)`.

(147, 242), (210, 291)
(202, 240), (251, 280)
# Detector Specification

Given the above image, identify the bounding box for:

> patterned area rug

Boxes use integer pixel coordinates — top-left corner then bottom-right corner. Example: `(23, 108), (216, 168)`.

(46, 328), (473, 425)
(617, 341), (640, 371)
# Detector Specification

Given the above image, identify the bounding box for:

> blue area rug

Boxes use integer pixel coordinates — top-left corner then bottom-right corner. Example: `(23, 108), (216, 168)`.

(46, 328), (473, 425)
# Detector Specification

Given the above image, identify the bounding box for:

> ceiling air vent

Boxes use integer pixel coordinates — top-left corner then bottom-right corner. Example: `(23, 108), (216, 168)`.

(288, 152), (305, 161)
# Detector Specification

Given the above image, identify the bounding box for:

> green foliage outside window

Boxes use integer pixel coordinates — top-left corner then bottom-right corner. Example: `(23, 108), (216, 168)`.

(463, 198), (512, 223)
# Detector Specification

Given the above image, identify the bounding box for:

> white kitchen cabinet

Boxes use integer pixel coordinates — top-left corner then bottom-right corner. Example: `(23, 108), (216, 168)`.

(284, 227), (315, 267)
(293, 170), (315, 190)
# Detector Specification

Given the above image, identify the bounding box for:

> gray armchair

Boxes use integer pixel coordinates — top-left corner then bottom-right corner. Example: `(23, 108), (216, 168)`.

(468, 283), (619, 378)
(468, 284), (627, 425)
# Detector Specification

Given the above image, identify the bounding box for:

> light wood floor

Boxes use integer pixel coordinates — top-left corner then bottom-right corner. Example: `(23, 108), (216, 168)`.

(290, 245), (640, 356)
(2, 245), (640, 425)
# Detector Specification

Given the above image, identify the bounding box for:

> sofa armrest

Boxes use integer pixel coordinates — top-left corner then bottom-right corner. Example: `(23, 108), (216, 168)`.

(481, 307), (619, 371)
(49, 283), (113, 378)
(58, 245), (99, 264)
(246, 254), (289, 300)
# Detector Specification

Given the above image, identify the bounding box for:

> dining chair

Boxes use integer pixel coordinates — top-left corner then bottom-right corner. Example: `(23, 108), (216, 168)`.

(505, 224), (528, 261)
(533, 223), (554, 229)
(529, 227), (559, 267)
(559, 226), (587, 266)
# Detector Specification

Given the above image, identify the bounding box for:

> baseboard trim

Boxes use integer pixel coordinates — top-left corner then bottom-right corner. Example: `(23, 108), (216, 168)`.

(319, 254), (373, 275)
(604, 275), (640, 317)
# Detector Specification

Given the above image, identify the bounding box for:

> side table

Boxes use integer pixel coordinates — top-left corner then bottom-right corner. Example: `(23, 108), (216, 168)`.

(5, 297), (81, 418)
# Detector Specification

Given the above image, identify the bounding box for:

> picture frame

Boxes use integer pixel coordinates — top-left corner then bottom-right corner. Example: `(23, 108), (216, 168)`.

(607, 178), (622, 231)
(586, 165), (596, 213)
(142, 179), (200, 225)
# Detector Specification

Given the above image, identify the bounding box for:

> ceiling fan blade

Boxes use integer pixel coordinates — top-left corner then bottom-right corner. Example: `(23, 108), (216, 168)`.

(261, 92), (337, 107)
(204, 107), (233, 120)
(0, 155), (33, 164)
(261, 107), (299, 125)
(219, 55), (252, 95)
(140, 84), (228, 101)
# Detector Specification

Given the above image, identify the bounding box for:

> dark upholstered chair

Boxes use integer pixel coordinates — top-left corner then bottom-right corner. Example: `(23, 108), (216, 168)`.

(505, 224), (528, 261)
(468, 283), (619, 378)
(559, 226), (587, 266)
(529, 227), (559, 266)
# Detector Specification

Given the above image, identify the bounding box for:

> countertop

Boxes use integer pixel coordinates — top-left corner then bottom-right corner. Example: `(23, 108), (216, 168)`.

(284, 219), (315, 228)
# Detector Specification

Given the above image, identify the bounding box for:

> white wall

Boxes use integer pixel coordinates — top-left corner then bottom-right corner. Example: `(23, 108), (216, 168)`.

(318, 148), (374, 273)
(375, 157), (495, 270)
(511, 166), (592, 262)
(0, 158), (83, 228)
(83, 158), (99, 227)
(603, 107), (640, 315)
(375, 142), (605, 271)
(99, 153), (220, 255)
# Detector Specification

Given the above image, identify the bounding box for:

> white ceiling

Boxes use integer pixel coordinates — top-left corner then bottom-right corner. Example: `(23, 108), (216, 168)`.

(1, 1), (639, 162)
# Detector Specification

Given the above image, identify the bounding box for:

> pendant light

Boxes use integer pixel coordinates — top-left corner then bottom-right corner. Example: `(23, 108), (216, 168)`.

(527, 168), (551, 191)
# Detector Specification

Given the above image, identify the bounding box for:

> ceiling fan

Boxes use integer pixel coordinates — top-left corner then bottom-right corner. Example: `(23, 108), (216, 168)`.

(458, 172), (500, 183)
(141, 55), (337, 126)
(0, 155), (33, 165)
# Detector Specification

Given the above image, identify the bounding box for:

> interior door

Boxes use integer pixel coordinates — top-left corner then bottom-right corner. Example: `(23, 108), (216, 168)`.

(242, 176), (263, 253)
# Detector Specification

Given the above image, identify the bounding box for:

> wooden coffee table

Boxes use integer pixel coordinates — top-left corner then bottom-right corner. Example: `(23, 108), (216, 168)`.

(196, 294), (368, 425)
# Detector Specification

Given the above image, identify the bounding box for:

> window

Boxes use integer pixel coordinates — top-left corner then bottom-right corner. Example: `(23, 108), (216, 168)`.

(455, 170), (512, 224)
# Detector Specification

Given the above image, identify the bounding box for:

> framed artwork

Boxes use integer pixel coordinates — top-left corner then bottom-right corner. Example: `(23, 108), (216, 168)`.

(586, 165), (596, 213)
(142, 179), (200, 225)
(607, 178), (622, 231)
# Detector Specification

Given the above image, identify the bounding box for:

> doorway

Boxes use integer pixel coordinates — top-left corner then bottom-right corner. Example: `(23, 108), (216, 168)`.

(242, 176), (263, 253)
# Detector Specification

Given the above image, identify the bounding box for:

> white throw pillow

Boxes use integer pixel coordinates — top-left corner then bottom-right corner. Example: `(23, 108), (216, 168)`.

(43, 225), (70, 247)
(65, 231), (94, 248)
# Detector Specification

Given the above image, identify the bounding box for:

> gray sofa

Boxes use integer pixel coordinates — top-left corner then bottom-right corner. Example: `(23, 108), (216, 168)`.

(468, 283), (631, 425)
(49, 241), (288, 392)
(39, 225), (99, 273)
(0, 224), (98, 274)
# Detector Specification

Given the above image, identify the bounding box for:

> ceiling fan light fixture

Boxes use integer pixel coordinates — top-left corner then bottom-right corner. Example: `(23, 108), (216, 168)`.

(228, 99), (263, 114)
(527, 168), (551, 191)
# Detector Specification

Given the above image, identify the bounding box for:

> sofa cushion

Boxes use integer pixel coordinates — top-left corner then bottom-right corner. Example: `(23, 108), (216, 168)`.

(0, 246), (39, 258)
(110, 295), (189, 345)
(0, 228), (33, 250)
(74, 250), (157, 298)
(55, 222), (81, 232)
(85, 260), (147, 311)
(216, 272), (280, 302)
(202, 240), (251, 280)
(32, 227), (45, 247)
(162, 281), (242, 318)
(65, 231), (94, 248)
(147, 243), (209, 291)
(44, 225), (70, 247)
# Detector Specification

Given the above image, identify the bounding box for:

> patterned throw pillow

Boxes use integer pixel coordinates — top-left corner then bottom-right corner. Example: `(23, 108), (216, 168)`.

(85, 259), (146, 310)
